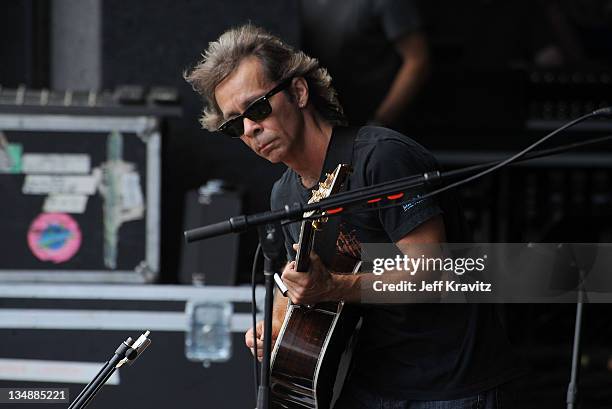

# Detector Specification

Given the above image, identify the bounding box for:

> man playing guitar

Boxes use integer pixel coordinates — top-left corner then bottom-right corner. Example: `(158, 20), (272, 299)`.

(185, 24), (523, 409)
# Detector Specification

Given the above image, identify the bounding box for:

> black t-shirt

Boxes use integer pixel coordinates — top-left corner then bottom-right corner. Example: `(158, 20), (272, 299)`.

(299, 0), (422, 124)
(270, 126), (523, 400)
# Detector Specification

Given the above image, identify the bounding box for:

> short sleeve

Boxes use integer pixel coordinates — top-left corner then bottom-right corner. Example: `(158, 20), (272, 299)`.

(365, 134), (442, 243)
(376, 0), (422, 41)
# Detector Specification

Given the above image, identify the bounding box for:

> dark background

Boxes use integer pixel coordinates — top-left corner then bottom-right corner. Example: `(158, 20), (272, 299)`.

(2, 0), (612, 408)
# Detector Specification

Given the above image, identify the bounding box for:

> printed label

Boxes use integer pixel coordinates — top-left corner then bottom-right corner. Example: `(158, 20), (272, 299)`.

(22, 175), (97, 195)
(43, 195), (88, 214)
(22, 154), (91, 174)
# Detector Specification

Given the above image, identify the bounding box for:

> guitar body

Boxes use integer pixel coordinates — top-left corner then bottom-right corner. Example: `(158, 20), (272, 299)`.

(269, 164), (361, 409)
(270, 300), (360, 409)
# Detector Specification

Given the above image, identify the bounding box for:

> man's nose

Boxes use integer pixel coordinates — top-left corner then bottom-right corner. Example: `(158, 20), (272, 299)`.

(243, 117), (263, 138)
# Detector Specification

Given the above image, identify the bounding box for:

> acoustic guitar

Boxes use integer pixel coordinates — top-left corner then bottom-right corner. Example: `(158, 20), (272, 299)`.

(270, 164), (362, 409)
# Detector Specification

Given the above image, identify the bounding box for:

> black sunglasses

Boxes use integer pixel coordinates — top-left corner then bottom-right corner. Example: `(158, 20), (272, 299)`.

(218, 77), (293, 138)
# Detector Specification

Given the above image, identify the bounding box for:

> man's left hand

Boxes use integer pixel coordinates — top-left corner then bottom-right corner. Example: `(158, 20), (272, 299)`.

(281, 245), (334, 305)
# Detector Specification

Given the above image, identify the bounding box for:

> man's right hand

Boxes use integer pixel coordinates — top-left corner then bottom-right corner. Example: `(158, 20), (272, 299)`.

(245, 320), (280, 362)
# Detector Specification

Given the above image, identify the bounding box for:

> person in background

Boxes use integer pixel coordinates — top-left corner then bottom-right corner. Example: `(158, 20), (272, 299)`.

(299, 0), (430, 129)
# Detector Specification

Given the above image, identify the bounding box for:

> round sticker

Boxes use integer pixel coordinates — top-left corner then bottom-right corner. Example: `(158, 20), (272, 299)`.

(27, 213), (82, 263)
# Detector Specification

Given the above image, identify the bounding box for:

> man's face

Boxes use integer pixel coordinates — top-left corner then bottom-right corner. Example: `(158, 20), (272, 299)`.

(214, 56), (303, 163)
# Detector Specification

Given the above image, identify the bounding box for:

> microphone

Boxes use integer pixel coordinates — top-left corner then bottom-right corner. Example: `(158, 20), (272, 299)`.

(593, 106), (612, 116)
(257, 222), (286, 270)
(184, 220), (233, 243)
(257, 222), (289, 295)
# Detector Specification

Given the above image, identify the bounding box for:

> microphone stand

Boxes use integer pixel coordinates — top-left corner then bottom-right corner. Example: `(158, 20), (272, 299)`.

(255, 256), (275, 409)
(255, 223), (286, 409)
(68, 331), (151, 409)
(566, 244), (592, 409)
(567, 301), (583, 409)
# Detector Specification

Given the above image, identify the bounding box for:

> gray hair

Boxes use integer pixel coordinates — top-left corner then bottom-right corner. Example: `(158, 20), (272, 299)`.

(184, 24), (346, 131)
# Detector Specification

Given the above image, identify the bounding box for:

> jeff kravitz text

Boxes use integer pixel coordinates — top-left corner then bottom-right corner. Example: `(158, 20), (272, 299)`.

(373, 280), (492, 292)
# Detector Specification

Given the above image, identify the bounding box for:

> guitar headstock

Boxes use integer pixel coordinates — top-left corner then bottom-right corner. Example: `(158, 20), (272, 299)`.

(305, 164), (351, 228)
(308, 164), (351, 203)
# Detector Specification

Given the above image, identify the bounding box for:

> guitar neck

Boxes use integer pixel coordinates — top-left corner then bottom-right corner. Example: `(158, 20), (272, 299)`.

(295, 220), (315, 273)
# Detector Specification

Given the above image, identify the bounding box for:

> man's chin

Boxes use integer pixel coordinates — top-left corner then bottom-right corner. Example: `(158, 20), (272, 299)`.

(261, 149), (285, 164)
(265, 156), (283, 164)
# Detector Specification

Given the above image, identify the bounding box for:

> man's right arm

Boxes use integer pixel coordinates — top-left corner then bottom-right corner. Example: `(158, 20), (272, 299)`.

(245, 265), (290, 361)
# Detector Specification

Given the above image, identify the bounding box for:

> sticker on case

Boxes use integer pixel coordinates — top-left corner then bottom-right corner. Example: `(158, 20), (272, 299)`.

(27, 213), (82, 263)
(0, 131), (22, 173)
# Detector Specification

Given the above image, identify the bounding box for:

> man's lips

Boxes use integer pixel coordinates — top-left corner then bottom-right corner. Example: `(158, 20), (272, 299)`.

(258, 140), (275, 154)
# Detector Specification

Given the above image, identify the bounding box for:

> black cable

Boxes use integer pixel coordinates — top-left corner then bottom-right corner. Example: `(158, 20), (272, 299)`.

(308, 112), (611, 219)
(404, 111), (602, 207)
(251, 243), (261, 402)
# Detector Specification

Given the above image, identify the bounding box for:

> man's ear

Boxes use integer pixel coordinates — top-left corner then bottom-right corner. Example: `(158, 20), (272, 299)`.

(291, 77), (309, 108)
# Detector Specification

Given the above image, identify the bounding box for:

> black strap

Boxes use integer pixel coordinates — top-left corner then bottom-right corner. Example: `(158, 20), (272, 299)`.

(321, 126), (357, 178)
(313, 126), (358, 267)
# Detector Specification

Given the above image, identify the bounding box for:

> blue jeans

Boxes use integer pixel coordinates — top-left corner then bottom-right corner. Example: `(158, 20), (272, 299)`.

(334, 382), (505, 409)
